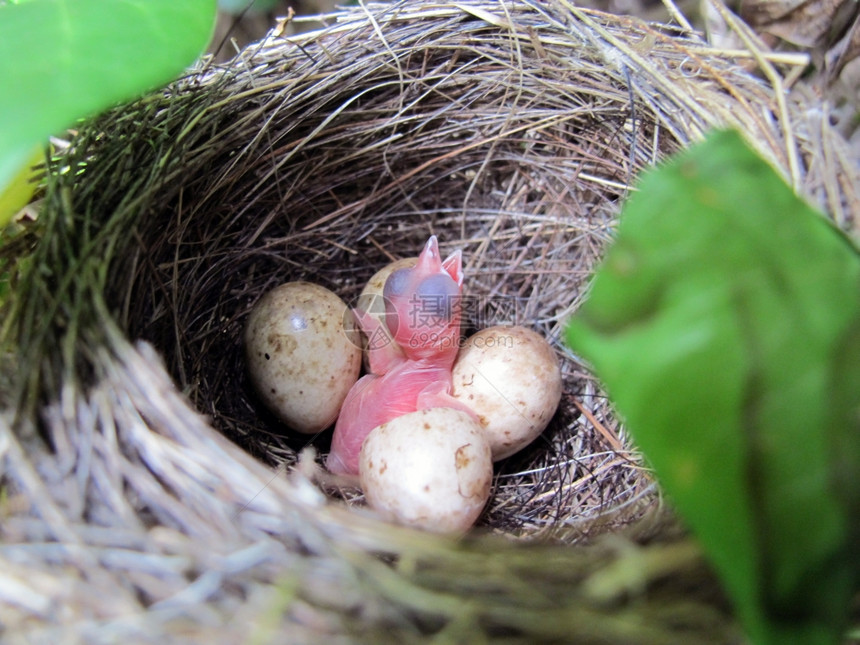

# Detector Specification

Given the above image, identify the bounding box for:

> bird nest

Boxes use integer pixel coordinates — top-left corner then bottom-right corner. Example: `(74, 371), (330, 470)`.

(1, 1), (856, 641)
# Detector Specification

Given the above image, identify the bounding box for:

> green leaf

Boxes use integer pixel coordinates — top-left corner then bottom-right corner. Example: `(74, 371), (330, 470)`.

(566, 129), (860, 645)
(0, 145), (42, 227)
(218, 0), (281, 14)
(0, 0), (216, 220)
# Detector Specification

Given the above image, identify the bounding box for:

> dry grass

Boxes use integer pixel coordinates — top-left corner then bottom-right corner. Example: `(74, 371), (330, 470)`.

(0, 1), (856, 641)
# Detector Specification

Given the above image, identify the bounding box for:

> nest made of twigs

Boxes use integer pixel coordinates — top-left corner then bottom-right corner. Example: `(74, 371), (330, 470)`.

(1, 1), (857, 642)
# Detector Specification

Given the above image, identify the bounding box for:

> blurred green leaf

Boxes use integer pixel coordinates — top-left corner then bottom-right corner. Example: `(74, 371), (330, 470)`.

(566, 129), (860, 645)
(217, 0), (281, 14)
(0, 145), (42, 225)
(0, 0), (216, 224)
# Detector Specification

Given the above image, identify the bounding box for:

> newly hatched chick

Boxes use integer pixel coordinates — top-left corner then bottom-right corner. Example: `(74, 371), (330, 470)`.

(327, 236), (475, 475)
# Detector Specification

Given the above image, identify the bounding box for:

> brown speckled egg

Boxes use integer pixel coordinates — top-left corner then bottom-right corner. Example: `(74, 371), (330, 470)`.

(359, 408), (492, 533)
(451, 325), (562, 460)
(244, 282), (361, 433)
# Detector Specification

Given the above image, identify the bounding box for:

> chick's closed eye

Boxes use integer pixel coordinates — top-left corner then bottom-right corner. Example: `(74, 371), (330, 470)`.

(415, 274), (459, 320)
(383, 267), (411, 300)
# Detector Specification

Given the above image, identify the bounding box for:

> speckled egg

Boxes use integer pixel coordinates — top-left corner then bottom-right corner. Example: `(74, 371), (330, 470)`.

(359, 408), (493, 533)
(451, 325), (562, 460)
(244, 282), (362, 433)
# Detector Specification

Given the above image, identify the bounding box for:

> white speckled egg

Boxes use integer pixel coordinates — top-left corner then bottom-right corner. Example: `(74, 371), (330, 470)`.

(244, 282), (362, 433)
(451, 326), (562, 460)
(359, 408), (493, 533)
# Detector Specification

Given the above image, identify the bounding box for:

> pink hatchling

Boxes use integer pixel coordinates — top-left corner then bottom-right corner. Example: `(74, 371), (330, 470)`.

(327, 236), (476, 475)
